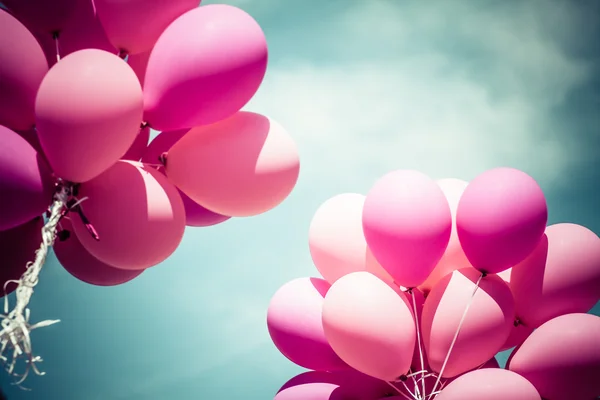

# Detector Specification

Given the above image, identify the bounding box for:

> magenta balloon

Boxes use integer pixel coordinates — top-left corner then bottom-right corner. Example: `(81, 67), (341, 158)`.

(509, 313), (600, 400)
(275, 370), (391, 400)
(362, 170), (452, 288)
(128, 51), (150, 88)
(510, 224), (600, 328)
(0, 10), (48, 131)
(267, 277), (348, 372)
(71, 161), (185, 270)
(96, 0), (200, 55)
(35, 49), (143, 183)
(2, 0), (77, 34)
(456, 167), (547, 274)
(143, 5), (268, 131)
(122, 127), (150, 162)
(54, 219), (144, 286)
(0, 217), (43, 298)
(436, 369), (541, 400)
(0, 126), (54, 231)
(422, 268), (514, 378)
(322, 272), (416, 381)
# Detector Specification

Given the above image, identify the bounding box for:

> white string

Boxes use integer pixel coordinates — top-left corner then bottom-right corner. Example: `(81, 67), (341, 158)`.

(409, 289), (427, 399)
(53, 33), (61, 63)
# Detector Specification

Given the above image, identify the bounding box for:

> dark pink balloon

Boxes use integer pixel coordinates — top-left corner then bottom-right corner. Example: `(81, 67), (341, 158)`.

(0, 217), (43, 298)
(54, 219), (144, 286)
(122, 127), (150, 162)
(0, 9), (48, 131)
(2, 0), (78, 35)
(0, 126), (54, 231)
(127, 51), (150, 88)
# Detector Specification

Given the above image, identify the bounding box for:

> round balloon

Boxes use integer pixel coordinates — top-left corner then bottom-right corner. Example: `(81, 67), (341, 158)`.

(0, 126), (54, 231)
(2, 0), (77, 35)
(71, 161), (185, 270)
(54, 219), (144, 286)
(322, 272), (416, 381)
(166, 112), (299, 217)
(456, 167), (547, 274)
(0, 10), (48, 131)
(510, 223), (600, 328)
(143, 4), (268, 131)
(422, 268), (514, 378)
(436, 369), (541, 400)
(267, 277), (348, 372)
(36, 49), (143, 183)
(362, 170), (452, 288)
(122, 127), (150, 162)
(508, 313), (600, 400)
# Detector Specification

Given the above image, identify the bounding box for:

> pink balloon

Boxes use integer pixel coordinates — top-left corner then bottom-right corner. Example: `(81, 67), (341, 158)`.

(422, 268), (514, 378)
(127, 51), (150, 87)
(96, 0), (200, 55)
(308, 193), (389, 285)
(0, 10), (48, 131)
(362, 170), (452, 288)
(166, 112), (299, 217)
(71, 161), (185, 270)
(420, 178), (472, 294)
(508, 313), (600, 400)
(122, 127), (150, 162)
(510, 223), (600, 328)
(456, 167), (548, 274)
(35, 49), (143, 183)
(322, 272), (416, 381)
(436, 369), (541, 400)
(2, 0), (77, 35)
(143, 4), (268, 131)
(142, 130), (231, 227)
(267, 277), (348, 372)
(275, 370), (391, 400)
(0, 126), (54, 231)
(54, 219), (144, 286)
(500, 322), (534, 351)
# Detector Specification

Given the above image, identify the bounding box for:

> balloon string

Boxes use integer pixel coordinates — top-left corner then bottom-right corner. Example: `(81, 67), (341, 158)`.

(407, 369), (422, 400)
(52, 32), (61, 63)
(428, 273), (484, 399)
(409, 289), (427, 399)
(385, 381), (413, 400)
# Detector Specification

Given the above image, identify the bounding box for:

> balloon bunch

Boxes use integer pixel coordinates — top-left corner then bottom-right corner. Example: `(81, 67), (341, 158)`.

(0, 1), (300, 388)
(268, 168), (600, 400)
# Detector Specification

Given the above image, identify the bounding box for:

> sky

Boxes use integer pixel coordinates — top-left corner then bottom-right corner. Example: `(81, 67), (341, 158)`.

(1, 0), (600, 399)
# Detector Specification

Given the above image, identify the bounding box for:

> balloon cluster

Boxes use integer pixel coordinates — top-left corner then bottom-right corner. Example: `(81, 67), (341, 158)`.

(0, 1), (300, 387)
(268, 168), (600, 400)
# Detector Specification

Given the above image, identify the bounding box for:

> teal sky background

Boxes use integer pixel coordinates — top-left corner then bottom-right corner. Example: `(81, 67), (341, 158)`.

(2, 0), (600, 398)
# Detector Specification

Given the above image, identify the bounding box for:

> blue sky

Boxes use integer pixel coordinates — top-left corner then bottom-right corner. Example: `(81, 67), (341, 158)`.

(2, 0), (599, 398)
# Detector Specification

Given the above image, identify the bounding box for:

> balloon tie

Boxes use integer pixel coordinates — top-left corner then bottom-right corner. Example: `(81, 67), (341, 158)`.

(158, 152), (168, 168)
(0, 181), (73, 389)
(427, 273), (484, 399)
(52, 32), (61, 63)
(63, 195), (99, 241)
(385, 381), (413, 400)
(408, 289), (427, 399)
(140, 121), (149, 129)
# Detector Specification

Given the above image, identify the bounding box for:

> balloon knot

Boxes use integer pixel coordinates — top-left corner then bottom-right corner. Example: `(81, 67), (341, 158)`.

(398, 374), (408, 382)
(52, 31), (59, 40)
(140, 121), (149, 129)
(118, 49), (128, 60)
(158, 152), (168, 167)
(481, 271), (488, 278)
(514, 318), (521, 327)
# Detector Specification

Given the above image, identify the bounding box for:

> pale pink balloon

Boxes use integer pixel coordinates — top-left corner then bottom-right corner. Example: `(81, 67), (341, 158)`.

(35, 49), (143, 183)
(143, 5), (268, 131)
(96, 0), (200, 55)
(500, 322), (534, 351)
(322, 271), (416, 381)
(0, 9), (48, 131)
(419, 178), (471, 294)
(127, 51), (150, 88)
(509, 313), (600, 400)
(308, 193), (388, 285)
(166, 112), (299, 217)
(456, 167), (548, 274)
(267, 278), (348, 372)
(2, 0), (77, 35)
(122, 126), (150, 161)
(54, 219), (144, 286)
(71, 161), (185, 270)
(436, 369), (541, 400)
(510, 223), (600, 328)
(422, 268), (514, 378)
(362, 170), (452, 288)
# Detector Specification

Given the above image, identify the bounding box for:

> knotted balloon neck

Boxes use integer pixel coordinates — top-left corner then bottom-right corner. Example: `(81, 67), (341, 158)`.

(52, 31), (61, 63)
(63, 193), (99, 242)
(159, 152), (168, 168)
(118, 49), (128, 60)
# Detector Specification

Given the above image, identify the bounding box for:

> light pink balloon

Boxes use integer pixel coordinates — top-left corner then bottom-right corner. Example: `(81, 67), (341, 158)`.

(322, 271), (416, 381)
(362, 170), (452, 288)
(166, 112), (299, 217)
(0, 10), (48, 131)
(267, 277), (348, 372)
(71, 161), (185, 270)
(422, 268), (514, 378)
(436, 369), (541, 400)
(420, 178), (471, 294)
(510, 223), (600, 328)
(127, 51), (150, 88)
(122, 126), (150, 161)
(2, 0), (77, 35)
(308, 193), (389, 285)
(456, 167), (548, 274)
(143, 4), (268, 131)
(54, 219), (144, 286)
(35, 49), (143, 183)
(96, 0), (200, 55)
(509, 313), (600, 400)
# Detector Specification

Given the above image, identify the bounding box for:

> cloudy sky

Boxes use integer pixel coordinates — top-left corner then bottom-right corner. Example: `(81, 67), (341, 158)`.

(1, 0), (599, 399)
